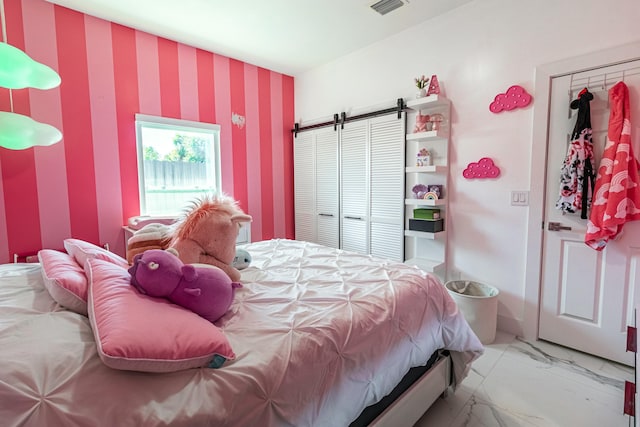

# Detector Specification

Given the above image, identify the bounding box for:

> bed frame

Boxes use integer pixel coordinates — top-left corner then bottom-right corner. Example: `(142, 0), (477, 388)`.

(352, 351), (452, 426)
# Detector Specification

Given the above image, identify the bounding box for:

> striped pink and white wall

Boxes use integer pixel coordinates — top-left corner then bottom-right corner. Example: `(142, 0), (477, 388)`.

(0, 0), (295, 262)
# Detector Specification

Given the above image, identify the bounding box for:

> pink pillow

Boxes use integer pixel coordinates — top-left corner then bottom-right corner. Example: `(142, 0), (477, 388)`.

(38, 249), (88, 315)
(64, 238), (129, 269)
(85, 258), (235, 372)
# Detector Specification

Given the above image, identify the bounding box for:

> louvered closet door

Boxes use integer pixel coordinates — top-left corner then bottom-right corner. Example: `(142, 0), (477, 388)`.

(315, 127), (339, 249)
(369, 114), (405, 262)
(340, 121), (368, 255)
(294, 132), (315, 242)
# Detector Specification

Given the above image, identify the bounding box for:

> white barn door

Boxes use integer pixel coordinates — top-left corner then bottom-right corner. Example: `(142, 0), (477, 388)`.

(294, 127), (339, 247)
(368, 114), (405, 262)
(540, 60), (640, 365)
(294, 132), (316, 243)
(340, 120), (369, 255)
(340, 114), (405, 261)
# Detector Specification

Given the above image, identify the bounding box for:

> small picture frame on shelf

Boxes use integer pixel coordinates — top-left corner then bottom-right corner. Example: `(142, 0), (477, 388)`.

(427, 185), (443, 199)
(416, 148), (432, 167)
(430, 114), (444, 131)
(413, 112), (430, 133)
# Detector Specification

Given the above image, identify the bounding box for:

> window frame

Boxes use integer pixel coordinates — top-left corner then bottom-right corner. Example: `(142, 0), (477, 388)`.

(134, 113), (222, 216)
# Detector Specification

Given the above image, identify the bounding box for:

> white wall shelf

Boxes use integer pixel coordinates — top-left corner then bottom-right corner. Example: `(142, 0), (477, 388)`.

(405, 131), (447, 142)
(404, 198), (446, 207)
(405, 95), (450, 110)
(403, 94), (451, 282)
(404, 257), (446, 276)
(404, 230), (446, 239)
(405, 166), (448, 174)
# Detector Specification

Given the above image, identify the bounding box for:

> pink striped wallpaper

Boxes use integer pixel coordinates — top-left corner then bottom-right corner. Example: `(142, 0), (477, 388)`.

(0, 0), (295, 262)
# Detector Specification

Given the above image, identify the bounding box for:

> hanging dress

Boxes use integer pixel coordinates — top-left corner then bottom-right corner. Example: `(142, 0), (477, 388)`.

(556, 88), (595, 219)
(585, 81), (640, 250)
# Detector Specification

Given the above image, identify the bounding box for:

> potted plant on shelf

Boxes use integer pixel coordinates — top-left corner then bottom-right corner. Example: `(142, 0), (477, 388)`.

(414, 75), (429, 98)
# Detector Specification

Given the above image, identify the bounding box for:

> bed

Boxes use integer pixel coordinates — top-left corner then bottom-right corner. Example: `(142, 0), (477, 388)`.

(0, 238), (483, 427)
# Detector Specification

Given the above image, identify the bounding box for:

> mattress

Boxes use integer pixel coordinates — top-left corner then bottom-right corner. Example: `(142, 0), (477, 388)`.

(0, 239), (483, 427)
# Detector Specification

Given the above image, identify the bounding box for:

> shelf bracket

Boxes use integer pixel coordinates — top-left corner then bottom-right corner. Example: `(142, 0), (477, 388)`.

(333, 113), (339, 131)
(340, 112), (346, 129)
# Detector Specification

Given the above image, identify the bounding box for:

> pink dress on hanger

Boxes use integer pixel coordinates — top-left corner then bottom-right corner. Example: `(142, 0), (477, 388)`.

(585, 81), (640, 250)
(556, 88), (595, 218)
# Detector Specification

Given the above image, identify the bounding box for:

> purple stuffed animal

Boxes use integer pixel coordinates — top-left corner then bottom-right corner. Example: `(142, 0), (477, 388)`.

(129, 249), (241, 323)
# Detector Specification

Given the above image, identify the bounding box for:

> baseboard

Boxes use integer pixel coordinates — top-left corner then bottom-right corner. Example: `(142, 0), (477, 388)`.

(496, 313), (524, 338)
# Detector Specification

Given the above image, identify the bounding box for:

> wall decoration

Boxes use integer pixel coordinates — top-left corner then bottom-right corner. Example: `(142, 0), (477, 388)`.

(489, 85), (532, 113)
(426, 74), (440, 96)
(231, 112), (246, 129)
(463, 157), (501, 179)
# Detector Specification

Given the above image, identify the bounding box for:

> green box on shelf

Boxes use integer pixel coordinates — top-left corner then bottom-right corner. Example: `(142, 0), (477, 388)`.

(413, 208), (440, 220)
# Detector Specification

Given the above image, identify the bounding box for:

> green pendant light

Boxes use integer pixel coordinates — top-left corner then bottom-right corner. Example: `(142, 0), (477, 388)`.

(0, 0), (63, 150)
(0, 42), (61, 89)
(0, 111), (62, 149)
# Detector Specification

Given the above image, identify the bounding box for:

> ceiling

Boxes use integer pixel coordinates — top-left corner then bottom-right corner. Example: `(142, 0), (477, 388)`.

(46, 0), (472, 76)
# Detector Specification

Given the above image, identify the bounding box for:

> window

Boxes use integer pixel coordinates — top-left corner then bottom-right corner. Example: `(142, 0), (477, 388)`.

(135, 114), (221, 216)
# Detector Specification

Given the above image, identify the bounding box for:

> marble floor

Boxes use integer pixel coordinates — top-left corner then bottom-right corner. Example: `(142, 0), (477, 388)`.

(414, 331), (635, 427)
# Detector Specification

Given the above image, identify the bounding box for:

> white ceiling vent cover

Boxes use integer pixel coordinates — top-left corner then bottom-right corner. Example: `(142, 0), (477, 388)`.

(370, 0), (405, 16)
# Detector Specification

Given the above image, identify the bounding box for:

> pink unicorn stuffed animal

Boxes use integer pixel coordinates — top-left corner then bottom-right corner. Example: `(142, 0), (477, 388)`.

(169, 194), (252, 282)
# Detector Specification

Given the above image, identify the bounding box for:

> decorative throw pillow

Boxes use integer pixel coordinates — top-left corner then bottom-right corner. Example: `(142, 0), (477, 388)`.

(85, 258), (235, 373)
(38, 249), (88, 315)
(64, 238), (129, 270)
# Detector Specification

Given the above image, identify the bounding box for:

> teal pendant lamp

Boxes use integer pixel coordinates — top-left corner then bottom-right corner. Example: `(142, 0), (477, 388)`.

(0, 0), (63, 150)
(0, 41), (61, 89)
(0, 110), (63, 149)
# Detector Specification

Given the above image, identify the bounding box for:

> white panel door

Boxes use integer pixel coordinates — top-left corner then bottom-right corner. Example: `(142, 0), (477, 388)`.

(369, 114), (405, 262)
(315, 127), (340, 249)
(540, 60), (640, 365)
(341, 121), (369, 255)
(294, 132), (315, 243)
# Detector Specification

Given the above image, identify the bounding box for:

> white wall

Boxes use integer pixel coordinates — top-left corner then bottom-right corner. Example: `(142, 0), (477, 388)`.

(294, 0), (640, 336)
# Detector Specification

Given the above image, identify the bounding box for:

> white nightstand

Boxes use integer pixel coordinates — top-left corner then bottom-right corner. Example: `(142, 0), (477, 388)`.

(123, 222), (251, 251)
(236, 223), (251, 245)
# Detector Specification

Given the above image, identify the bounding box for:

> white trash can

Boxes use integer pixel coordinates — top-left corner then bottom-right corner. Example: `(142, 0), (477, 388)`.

(445, 280), (499, 345)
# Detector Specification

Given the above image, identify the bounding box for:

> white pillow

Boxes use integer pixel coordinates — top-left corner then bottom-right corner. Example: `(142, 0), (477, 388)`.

(64, 238), (129, 269)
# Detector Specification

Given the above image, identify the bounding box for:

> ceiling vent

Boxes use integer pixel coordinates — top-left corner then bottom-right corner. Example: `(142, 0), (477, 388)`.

(370, 0), (405, 16)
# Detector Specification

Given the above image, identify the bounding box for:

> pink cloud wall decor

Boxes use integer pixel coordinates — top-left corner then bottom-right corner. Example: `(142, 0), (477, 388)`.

(463, 157), (501, 179)
(489, 85), (532, 113)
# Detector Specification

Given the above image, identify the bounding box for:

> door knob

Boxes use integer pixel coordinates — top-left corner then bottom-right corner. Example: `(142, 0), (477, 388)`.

(548, 221), (572, 231)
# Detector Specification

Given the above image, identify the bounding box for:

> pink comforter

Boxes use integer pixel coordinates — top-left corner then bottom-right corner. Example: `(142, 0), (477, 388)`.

(0, 239), (483, 427)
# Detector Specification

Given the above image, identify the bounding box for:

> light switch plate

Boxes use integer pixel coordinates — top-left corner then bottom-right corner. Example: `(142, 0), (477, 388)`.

(511, 191), (529, 206)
